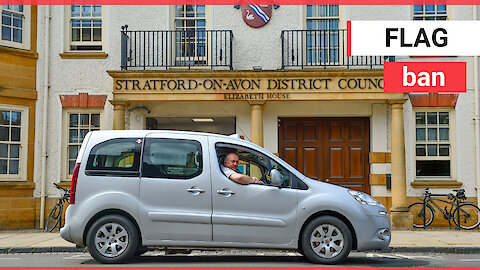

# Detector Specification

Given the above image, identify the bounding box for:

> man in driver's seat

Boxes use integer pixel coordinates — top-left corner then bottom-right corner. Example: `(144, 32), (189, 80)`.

(221, 152), (263, 185)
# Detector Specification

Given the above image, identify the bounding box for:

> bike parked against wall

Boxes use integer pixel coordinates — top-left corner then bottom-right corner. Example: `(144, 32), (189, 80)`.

(45, 183), (70, 232)
(408, 188), (480, 230)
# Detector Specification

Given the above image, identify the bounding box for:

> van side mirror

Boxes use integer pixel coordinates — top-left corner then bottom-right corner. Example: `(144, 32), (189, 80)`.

(270, 169), (283, 187)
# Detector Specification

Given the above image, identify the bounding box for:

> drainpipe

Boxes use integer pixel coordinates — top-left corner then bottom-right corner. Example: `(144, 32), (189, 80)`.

(40, 6), (50, 229)
(474, 6), (480, 206)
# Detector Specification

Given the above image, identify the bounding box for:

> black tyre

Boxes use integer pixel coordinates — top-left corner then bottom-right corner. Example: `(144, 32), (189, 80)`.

(453, 203), (480, 230)
(86, 215), (139, 263)
(45, 203), (62, 232)
(409, 203), (434, 228)
(300, 216), (352, 264)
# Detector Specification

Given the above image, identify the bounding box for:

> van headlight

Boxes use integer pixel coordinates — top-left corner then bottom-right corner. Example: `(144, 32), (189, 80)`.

(348, 190), (379, 206)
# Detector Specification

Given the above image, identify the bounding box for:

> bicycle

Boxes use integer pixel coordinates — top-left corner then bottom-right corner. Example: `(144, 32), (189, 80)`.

(45, 183), (70, 232)
(408, 188), (480, 230)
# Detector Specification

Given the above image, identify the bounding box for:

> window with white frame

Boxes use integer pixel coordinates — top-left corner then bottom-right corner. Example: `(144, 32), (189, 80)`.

(415, 110), (453, 178)
(174, 5), (206, 65)
(69, 5), (102, 51)
(306, 5), (339, 64)
(1, 5), (30, 49)
(67, 113), (100, 175)
(0, 107), (27, 180)
(413, 5), (447, 20)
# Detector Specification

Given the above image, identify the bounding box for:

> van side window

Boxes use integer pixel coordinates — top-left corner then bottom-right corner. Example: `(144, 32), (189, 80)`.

(85, 138), (142, 175)
(142, 138), (202, 179)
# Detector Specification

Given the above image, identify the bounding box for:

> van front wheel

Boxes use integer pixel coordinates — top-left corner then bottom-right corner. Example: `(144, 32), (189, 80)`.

(86, 214), (139, 263)
(300, 216), (352, 264)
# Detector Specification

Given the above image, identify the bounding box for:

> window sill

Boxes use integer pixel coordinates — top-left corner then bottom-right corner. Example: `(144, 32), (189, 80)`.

(411, 180), (462, 188)
(0, 46), (38, 59)
(59, 52), (108, 59)
(59, 181), (71, 189)
(0, 181), (35, 189)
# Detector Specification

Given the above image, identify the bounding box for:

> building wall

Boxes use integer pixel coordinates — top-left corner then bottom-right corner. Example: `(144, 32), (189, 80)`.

(32, 5), (479, 229)
(0, 6), (37, 229)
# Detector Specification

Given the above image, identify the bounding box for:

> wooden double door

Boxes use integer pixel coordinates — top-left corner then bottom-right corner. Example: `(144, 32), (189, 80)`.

(279, 117), (370, 193)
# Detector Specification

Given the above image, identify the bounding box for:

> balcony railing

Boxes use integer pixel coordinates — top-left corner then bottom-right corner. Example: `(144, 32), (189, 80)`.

(121, 28), (233, 70)
(282, 29), (391, 69)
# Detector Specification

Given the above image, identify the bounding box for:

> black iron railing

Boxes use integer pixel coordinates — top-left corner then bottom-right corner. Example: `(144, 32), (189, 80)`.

(282, 29), (392, 69)
(121, 27), (233, 70)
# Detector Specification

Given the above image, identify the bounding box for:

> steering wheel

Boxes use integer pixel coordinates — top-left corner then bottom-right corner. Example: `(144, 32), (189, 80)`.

(259, 170), (270, 184)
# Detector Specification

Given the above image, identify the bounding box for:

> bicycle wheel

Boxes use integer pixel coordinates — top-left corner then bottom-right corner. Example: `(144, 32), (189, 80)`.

(408, 203), (434, 228)
(45, 203), (63, 232)
(453, 203), (480, 230)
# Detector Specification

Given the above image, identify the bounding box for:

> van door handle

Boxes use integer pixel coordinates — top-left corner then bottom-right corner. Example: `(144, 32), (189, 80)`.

(187, 187), (205, 195)
(217, 189), (235, 197)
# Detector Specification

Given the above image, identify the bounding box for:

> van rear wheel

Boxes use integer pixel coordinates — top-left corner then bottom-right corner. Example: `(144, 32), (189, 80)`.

(86, 214), (139, 263)
(300, 216), (352, 264)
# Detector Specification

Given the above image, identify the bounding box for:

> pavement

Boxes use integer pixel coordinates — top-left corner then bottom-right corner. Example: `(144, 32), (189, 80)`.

(0, 229), (479, 254)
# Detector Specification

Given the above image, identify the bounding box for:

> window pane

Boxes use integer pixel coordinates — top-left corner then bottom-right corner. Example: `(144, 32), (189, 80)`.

(427, 144), (437, 156)
(91, 114), (100, 127)
(80, 129), (89, 142)
(69, 129), (78, 143)
(416, 128), (426, 141)
(92, 5), (102, 17)
(175, 5), (184, 17)
(69, 161), (76, 175)
(416, 160), (450, 177)
(81, 28), (91, 41)
(2, 11), (11, 26)
(414, 5), (423, 14)
(196, 5), (205, 17)
(416, 144), (426, 156)
(11, 127), (20, 141)
(0, 127), (9, 141)
(69, 114), (78, 127)
(12, 13), (22, 27)
(439, 128), (449, 141)
(425, 5), (435, 14)
(428, 128), (437, 141)
(439, 145), (449, 156)
(307, 5), (313, 17)
(12, 28), (21, 43)
(82, 5), (91, 16)
(437, 5), (447, 14)
(71, 5), (81, 17)
(72, 28), (80, 41)
(0, 111), (9, 125)
(93, 28), (101, 41)
(416, 112), (425, 125)
(9, 160), (18, 174)
(0, 160), (7, 174)
(142, 138), (202, 179)
(0, 143), (7, 158)
(427, 112), (437, 125)
(80, 114), (89, 126)
(1, 26), (10, 41)
(69, 145), (79, 159)
(11, 111), (21, 126)
(86, 138), (141, 171)
(10, 144), (19, 158)
(439, 112), (449, 125)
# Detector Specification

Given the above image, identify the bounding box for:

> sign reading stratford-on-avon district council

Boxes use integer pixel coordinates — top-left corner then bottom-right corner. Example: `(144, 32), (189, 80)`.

(109, 70), (402, 101)
(109, 70), (404, 102)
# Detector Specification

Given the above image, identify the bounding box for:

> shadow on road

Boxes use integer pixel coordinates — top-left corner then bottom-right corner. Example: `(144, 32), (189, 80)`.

(80, 253), (430, 267)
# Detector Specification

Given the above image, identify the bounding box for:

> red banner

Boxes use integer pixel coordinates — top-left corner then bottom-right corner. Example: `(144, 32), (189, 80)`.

(384, 62), (466, 93)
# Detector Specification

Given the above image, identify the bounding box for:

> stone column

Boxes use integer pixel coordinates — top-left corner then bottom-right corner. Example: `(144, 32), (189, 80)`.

(248, 101), (265, 147)
(388, 99), (411, 229)
(110, 100), (128, 130)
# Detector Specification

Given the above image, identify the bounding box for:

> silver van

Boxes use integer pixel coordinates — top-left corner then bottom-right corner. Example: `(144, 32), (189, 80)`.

(60, 130), (391, 264)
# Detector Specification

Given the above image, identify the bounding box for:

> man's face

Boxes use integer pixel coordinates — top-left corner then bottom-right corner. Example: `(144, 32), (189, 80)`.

(224, 153), (239, 171)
